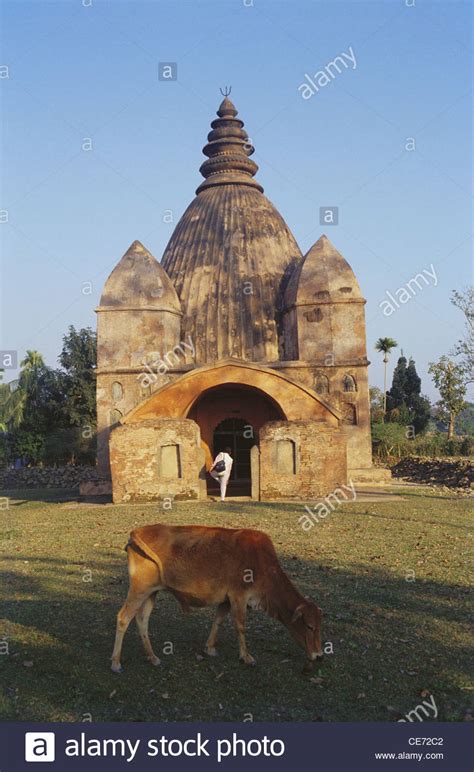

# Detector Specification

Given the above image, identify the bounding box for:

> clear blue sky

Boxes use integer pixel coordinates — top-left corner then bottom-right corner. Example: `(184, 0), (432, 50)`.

(1, 0), (472, 399)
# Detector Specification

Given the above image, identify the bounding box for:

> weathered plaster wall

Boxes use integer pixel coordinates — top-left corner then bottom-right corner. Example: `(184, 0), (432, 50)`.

(272, 362), (372, 470)
(288, 301), (367, 364)
(109, 418), (205, 503)
(96, 369), (186, 476)
(96, 309), (182, 371)
(126, 361), (339, 427)
(259, 421), (347, 500)
(96, 239), (185, 476)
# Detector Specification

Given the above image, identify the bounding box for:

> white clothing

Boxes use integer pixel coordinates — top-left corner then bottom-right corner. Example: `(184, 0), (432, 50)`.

(210, 452), (233, 500)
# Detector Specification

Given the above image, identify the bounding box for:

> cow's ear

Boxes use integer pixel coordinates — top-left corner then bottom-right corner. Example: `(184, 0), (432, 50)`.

(291, 604), (305, 623)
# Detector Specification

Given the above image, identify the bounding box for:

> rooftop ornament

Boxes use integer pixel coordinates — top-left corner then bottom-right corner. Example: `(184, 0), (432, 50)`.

(197, 91), (262, 193)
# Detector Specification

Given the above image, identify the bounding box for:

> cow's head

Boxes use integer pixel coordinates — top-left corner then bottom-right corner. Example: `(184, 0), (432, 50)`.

(290, 601), (323, 665)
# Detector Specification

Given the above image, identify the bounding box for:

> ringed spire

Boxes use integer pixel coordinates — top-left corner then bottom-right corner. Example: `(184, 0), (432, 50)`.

(196, 94), (263, 194)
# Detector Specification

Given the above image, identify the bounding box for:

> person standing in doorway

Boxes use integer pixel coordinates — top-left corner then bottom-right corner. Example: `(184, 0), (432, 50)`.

(209, 446), (233, 501)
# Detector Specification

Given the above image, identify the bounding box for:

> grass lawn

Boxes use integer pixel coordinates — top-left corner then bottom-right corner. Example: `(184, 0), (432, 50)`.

(0, 487), (472, 722)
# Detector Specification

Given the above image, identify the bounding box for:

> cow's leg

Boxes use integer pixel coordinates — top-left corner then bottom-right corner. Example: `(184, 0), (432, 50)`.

(205, 600), (230, 656)
(136, 592), (160, 666)
(230, 597), (255, 665)
(111, 546), (161, 673)
(111, 591), (149, 673)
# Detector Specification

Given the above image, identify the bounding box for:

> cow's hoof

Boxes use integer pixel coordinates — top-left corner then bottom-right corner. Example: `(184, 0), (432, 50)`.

(111, 663), (123, 674)
(149, 656), (161, 667)
(240, 654), (256, 666)
(205, 646), (218, 657)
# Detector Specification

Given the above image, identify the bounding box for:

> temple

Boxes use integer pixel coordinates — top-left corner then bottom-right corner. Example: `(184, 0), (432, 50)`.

(96, 95), (386, 502)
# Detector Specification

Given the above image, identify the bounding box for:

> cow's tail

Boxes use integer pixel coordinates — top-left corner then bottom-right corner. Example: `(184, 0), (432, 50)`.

(126, 529), (164, 581)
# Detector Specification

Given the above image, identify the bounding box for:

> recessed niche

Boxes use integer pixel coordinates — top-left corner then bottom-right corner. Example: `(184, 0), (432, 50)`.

(159, 444), (182, 478)
(303, 307), (323, 323)
(276, 439), (296, 474)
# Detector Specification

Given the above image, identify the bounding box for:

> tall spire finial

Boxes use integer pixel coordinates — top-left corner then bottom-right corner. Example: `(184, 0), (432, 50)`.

(196, 93), (263, 194)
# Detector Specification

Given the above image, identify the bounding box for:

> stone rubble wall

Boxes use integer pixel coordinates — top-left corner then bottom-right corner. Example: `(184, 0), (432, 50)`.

(0, 465), (100, 490)
(391, 456), (474, 489)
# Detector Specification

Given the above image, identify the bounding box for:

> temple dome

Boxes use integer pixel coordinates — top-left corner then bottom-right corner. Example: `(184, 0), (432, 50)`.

(100, 240), (181, 313)
(284, 234), (363, 309)
(161, 97), (302, 364)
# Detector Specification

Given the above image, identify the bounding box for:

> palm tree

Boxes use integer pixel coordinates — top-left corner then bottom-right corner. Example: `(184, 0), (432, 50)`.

(18, 350), (46, 392)
(0, 351), (46, 430)
(0, 380), (25, 430)
(374, 337), (398, 420)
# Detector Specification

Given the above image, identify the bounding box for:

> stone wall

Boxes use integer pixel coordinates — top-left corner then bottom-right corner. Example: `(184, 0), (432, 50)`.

(391, 456), (474, 490)
(259, 420), (347, 500)
(0, 465), (99, 490)
(109, 418), (206, 503)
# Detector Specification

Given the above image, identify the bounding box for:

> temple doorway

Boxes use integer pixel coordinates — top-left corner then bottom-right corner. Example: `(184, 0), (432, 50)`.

(186, 382), (285, 498)
(212, 417), (253, 496)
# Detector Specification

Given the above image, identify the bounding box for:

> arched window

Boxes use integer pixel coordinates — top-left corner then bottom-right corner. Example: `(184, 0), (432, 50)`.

(111, 381), (123, 401)
(314, 374), (329, 394)
(343, 375), (357, 392)
(109, 409), (122, 427)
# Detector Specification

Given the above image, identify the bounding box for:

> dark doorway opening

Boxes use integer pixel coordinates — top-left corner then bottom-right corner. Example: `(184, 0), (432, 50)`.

(186, 382), (285, 499)
(212, 418), (253, 496)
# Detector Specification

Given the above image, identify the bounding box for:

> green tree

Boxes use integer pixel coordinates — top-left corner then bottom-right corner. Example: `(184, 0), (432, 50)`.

(369, 386), (385, 424)
(0, 370), (6, 431)
(0, 351), (53, 432)
(404, 358), (431, 434)
(405, 358), (421, 401)
(428, 356), (467, 439)
(387, 356), (430, 435)
(456, 402), (474, 436)
(0, 332), (97, 466)
(0, 351), (57, 464)
(408, 394), (431, 435)
(374, 337), (398, 418)
(18, 351), (53, 425)
(0, 378), (26, 431)
(57, 326), (97, 429)
(24, 353), (61, 441)
(451, 287), (473, 382)
(387, 355), (407, 411)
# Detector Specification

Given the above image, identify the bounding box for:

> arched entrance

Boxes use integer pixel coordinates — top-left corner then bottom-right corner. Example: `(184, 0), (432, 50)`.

(120, 360), (342, 501)
(124, 359), (340, 427)
(187, 383), (285, 498)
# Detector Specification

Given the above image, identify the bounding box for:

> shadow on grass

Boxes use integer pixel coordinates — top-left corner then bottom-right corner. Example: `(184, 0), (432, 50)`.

(1, 549), (471, 723)
(389, 485), (472, 500)
(336, 509), (473, 530)
(1, 488), (81, 504)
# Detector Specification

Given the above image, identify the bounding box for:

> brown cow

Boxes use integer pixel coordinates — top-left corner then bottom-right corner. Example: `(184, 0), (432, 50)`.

(111, 524), (323, 673)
